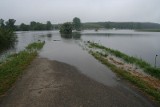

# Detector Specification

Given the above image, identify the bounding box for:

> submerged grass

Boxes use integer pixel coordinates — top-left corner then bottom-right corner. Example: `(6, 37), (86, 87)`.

(0, 41), (45, 96)
(26, 41), (45, 50)
(90, 51), (160, 103)
(88, 42), (160, 79)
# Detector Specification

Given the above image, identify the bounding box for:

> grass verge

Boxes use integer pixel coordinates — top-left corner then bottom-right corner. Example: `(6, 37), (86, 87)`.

(88, 42), (160, 79)
(0, 41), (45, 96)
(90, 51), (160, 103)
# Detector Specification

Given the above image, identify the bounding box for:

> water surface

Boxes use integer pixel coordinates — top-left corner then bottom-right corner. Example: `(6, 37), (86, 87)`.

(82, 30), (160, 67)
(0, 29), (159, 67)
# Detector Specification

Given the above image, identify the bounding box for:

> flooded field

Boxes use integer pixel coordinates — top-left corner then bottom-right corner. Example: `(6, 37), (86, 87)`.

(1, 30), (160, 67)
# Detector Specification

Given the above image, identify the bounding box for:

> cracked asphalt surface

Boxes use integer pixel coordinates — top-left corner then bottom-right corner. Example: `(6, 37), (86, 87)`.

(0, 58), (158, 107)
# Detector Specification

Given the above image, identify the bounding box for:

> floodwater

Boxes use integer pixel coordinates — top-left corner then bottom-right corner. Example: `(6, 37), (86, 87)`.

(0, 30), (159, 106)
(81, 30), (160, 67)
(0, 30), (160, 76)
(39, 32), (117, 86)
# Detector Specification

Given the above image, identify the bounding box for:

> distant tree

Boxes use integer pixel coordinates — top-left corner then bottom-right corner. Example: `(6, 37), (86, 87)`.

(30, 21), (37, 30)
(46, 21), (52, 30)
(5, 19), (16, 30)
(60, 22), (72, 34)
(105, 22), (111, 29)
(19, 23), (29, 31)
(73, 17), (81, 31)
(30, 21), (48, 31)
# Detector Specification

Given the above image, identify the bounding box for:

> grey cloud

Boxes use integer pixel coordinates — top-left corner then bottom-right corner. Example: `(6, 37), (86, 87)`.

(0, 0), (159, 24)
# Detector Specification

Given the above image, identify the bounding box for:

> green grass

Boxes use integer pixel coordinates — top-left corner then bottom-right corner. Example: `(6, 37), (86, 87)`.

(0, 41), (45, 96)
(90, 51), (160, 103)
(88, 42), (160, 79)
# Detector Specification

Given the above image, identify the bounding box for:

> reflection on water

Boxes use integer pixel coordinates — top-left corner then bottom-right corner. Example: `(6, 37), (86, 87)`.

(47, 33), (52, 38)
(61, 32), (81, 39)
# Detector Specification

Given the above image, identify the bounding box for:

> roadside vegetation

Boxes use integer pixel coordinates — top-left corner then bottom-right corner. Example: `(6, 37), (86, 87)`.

(0, 41), (45, 96)
(86, 41), (160, 103)
(88, 42), (160, 79)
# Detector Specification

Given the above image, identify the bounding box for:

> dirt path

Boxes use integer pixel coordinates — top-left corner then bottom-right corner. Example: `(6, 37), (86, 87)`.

(0, 58), (158, 107)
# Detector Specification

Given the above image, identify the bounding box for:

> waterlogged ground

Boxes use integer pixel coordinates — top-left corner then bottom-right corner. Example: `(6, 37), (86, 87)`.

(0, 30), (160, 106)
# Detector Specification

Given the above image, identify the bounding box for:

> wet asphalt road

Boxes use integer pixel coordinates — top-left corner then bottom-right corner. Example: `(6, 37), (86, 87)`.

(0, 58), (158, 107)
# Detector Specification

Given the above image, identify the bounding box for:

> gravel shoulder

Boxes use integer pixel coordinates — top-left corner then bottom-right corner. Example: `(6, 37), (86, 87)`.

(0, 58), (158, 107)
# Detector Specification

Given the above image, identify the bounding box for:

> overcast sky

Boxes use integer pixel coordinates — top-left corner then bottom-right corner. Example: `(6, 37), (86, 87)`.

(0, 0), (160, 24)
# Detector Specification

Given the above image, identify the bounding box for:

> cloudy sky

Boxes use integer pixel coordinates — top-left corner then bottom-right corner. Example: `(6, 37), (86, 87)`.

(0, 0), (159, 24)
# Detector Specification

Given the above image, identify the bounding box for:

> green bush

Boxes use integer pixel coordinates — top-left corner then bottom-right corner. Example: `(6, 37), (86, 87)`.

(0, 28), (16, 51)
(60, 22), (72, 34)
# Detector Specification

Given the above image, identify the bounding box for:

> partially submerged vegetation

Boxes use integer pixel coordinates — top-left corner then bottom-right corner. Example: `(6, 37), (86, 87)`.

(60, 22), (73, 34)
(85, 41), (160, 103)
(0, 41), (45, 96)
(26, 41), (45, 50)
(0, 19), (17, 51)
(88, 42), (160, 79)
(0, 28), (16, 51)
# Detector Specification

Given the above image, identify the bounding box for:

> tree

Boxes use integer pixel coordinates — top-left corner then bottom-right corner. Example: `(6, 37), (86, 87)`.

(60, 22), (72, 34)
(46, 21), (52, 30)
(0, 19), (16, 50)
(19, 23), (29, 31)
(5, 19), (16, 30)
(30, 21), (37, 30)
(73, 17), (81, 31)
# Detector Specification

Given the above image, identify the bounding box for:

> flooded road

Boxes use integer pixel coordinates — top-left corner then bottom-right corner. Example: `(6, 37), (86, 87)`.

(0, 30), (159, 106)
(39, 33), (117, 86)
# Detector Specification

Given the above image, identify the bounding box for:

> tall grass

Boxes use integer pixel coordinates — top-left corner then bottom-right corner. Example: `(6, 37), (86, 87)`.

(88, 42), (160, 79)
(0, 41), (45, 95)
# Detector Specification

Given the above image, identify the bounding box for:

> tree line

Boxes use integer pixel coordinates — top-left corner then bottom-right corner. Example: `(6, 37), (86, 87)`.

(16, 21), (53, 31)
(82, 22), (160, 29)
(1, 18), (160, 32)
